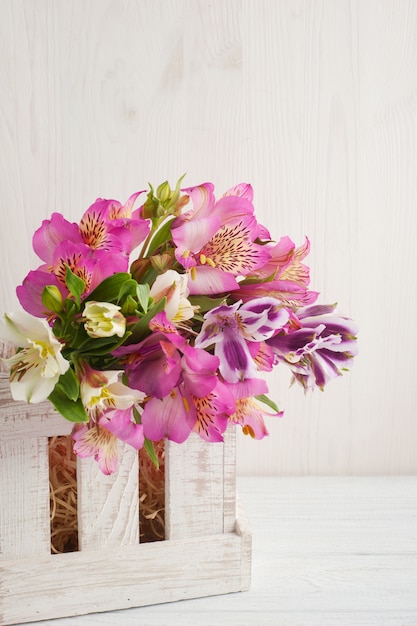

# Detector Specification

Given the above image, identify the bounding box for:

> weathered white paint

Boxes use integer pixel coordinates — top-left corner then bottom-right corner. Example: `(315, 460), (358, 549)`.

(9, 476), (417, 626)
(0, 0), (415, 476)
(165, 430), (236, 539)
(0, 370), (249, 624)
(77, 443), (139, 550)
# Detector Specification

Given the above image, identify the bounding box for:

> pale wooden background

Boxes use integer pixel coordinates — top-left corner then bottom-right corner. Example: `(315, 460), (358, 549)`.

(0, 0), (416, 476)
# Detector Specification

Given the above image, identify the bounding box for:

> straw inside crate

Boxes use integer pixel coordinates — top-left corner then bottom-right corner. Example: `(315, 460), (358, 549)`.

(48, 436), (165, 553)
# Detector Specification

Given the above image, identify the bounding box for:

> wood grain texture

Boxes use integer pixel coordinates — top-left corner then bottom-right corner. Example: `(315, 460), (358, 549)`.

(77, 444), (139, 550)
(10, 476), (417, 626)
(0, 436), (50, 560)
(0, 526), (249, 625)
(0, 0), (416, 476)
(165, 430), (236, 539)
(0, 378), (246, 624)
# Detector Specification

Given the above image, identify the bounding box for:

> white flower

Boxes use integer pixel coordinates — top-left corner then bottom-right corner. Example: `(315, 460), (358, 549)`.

(150, 270), (197, 324)
(83, 301), (126, 338)
(0, 311), (69, 403)
(79, 367), (143, 420)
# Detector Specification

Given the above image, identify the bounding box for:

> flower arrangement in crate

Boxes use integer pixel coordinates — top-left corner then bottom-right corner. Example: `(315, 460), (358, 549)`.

(0, 178), (357, 524)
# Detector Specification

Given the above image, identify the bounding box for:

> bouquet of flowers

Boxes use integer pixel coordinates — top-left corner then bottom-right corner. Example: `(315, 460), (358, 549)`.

(0, 178), (358, 475)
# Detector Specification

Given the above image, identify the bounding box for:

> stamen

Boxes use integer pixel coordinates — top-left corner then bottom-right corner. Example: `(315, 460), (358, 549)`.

(242, 424), (256, 438)
(182, 396), (190, 412)
(206, 257), (216, 268)
(190, 266), (197, 281)
(200, 254), (207, 264)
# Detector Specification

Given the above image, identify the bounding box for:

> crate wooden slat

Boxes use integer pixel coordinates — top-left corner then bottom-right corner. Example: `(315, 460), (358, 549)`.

(0, 436), (50, 559)
(77, 444), (139, 550)
(0, 366), (251, 625)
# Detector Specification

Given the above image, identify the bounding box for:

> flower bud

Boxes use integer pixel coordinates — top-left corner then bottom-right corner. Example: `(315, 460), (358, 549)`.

(42, 285), (63, 313)
(83, 301), (126, 338)
(157, 180), (171, 204)
(150, 252), (174, 273)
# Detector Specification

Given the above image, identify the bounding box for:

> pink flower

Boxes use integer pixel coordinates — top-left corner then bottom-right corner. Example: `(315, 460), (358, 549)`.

(72, 412), (144, 475)
(72, 423), (119, 475)
(171, 183), (271, 295)
(141, 376), (234, 444)
(72, 365), (144, 474)
(226, 378), (283, 439)
(233, 237), (319, 306)
(192, 379), (235, 442)
(78, 192), (149, 256)
(17, 240), (127, 317)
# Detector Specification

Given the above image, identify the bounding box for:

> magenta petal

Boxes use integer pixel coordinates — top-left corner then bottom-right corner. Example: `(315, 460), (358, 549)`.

(172, 216), (221, 258)
(187, 266), (239, 295)
(223, 182), (254, 202)
(181, 345), (219, 398)
(141, 390), (195, 443)
(179, 182), (215, 221)
(16, 269), (67, 317)
(211, 195), (255, 223)
(33, 213), (82, 264)
(100, 409), (144, 450)
(122, 337), (182, 399)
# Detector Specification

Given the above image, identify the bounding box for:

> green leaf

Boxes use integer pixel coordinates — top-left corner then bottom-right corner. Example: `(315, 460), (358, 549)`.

(146, 216), (175, 256)
(55, 368), (79, 402)
(188, 294), (227, 313)
(48, 387), (88, 423)
(143, 437), (159, 470)
(77, 331), (132, 356)
(255, 394), (281, 414)
(86, 273), (132, 303)
(136, 283), (150, 313)
(128, 297), (166, 342)
(117, 278), (139, 302)
(121, 294), (139, 316)
(65, 266), (85, 304)
(132, 405), (141, 424)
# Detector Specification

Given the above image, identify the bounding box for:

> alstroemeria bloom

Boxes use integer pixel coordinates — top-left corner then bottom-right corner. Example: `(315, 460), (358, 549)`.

(78, 193), (149, 256)
(79, 366), (143, 420)
(32, 192), (149, 264)
(17, 240), (126, 317)
(234, 237), (319, 307)
(268, 304), (358, 390)
(149, 270), (196, 324)
(141, 347), (228, 443)
(114, 331), (183, 399)
(192, 379), (235, 442)
(247, 236), (311, 283)
(83, 301), (126, 338)
(72, 408), (144, 475)
(233, 279), (319, 308)
(195, 298), (289, 383)
(0, 311), (69, 403)
(171, 183), (271, 295)
(226, 377), (283, 439)
(72, 366), (144, 473)
(72, 422), (119, 475)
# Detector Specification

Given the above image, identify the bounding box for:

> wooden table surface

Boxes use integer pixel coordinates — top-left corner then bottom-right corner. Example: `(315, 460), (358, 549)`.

(14, 476), (417, 626)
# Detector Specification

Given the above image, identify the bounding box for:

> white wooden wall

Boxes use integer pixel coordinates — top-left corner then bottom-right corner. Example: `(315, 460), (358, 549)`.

(0, 0), (416, 476)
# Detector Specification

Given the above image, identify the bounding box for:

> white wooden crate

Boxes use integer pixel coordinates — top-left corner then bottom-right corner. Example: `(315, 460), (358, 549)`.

(0, 371), (251, 625)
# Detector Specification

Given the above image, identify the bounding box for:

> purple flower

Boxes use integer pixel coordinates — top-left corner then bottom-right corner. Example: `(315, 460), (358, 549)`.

(195, 298), (289, 383)
(268, 304), (358, 390)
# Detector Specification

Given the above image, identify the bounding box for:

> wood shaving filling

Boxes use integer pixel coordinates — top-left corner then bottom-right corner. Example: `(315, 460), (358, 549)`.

(48, 436), (165, 553)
